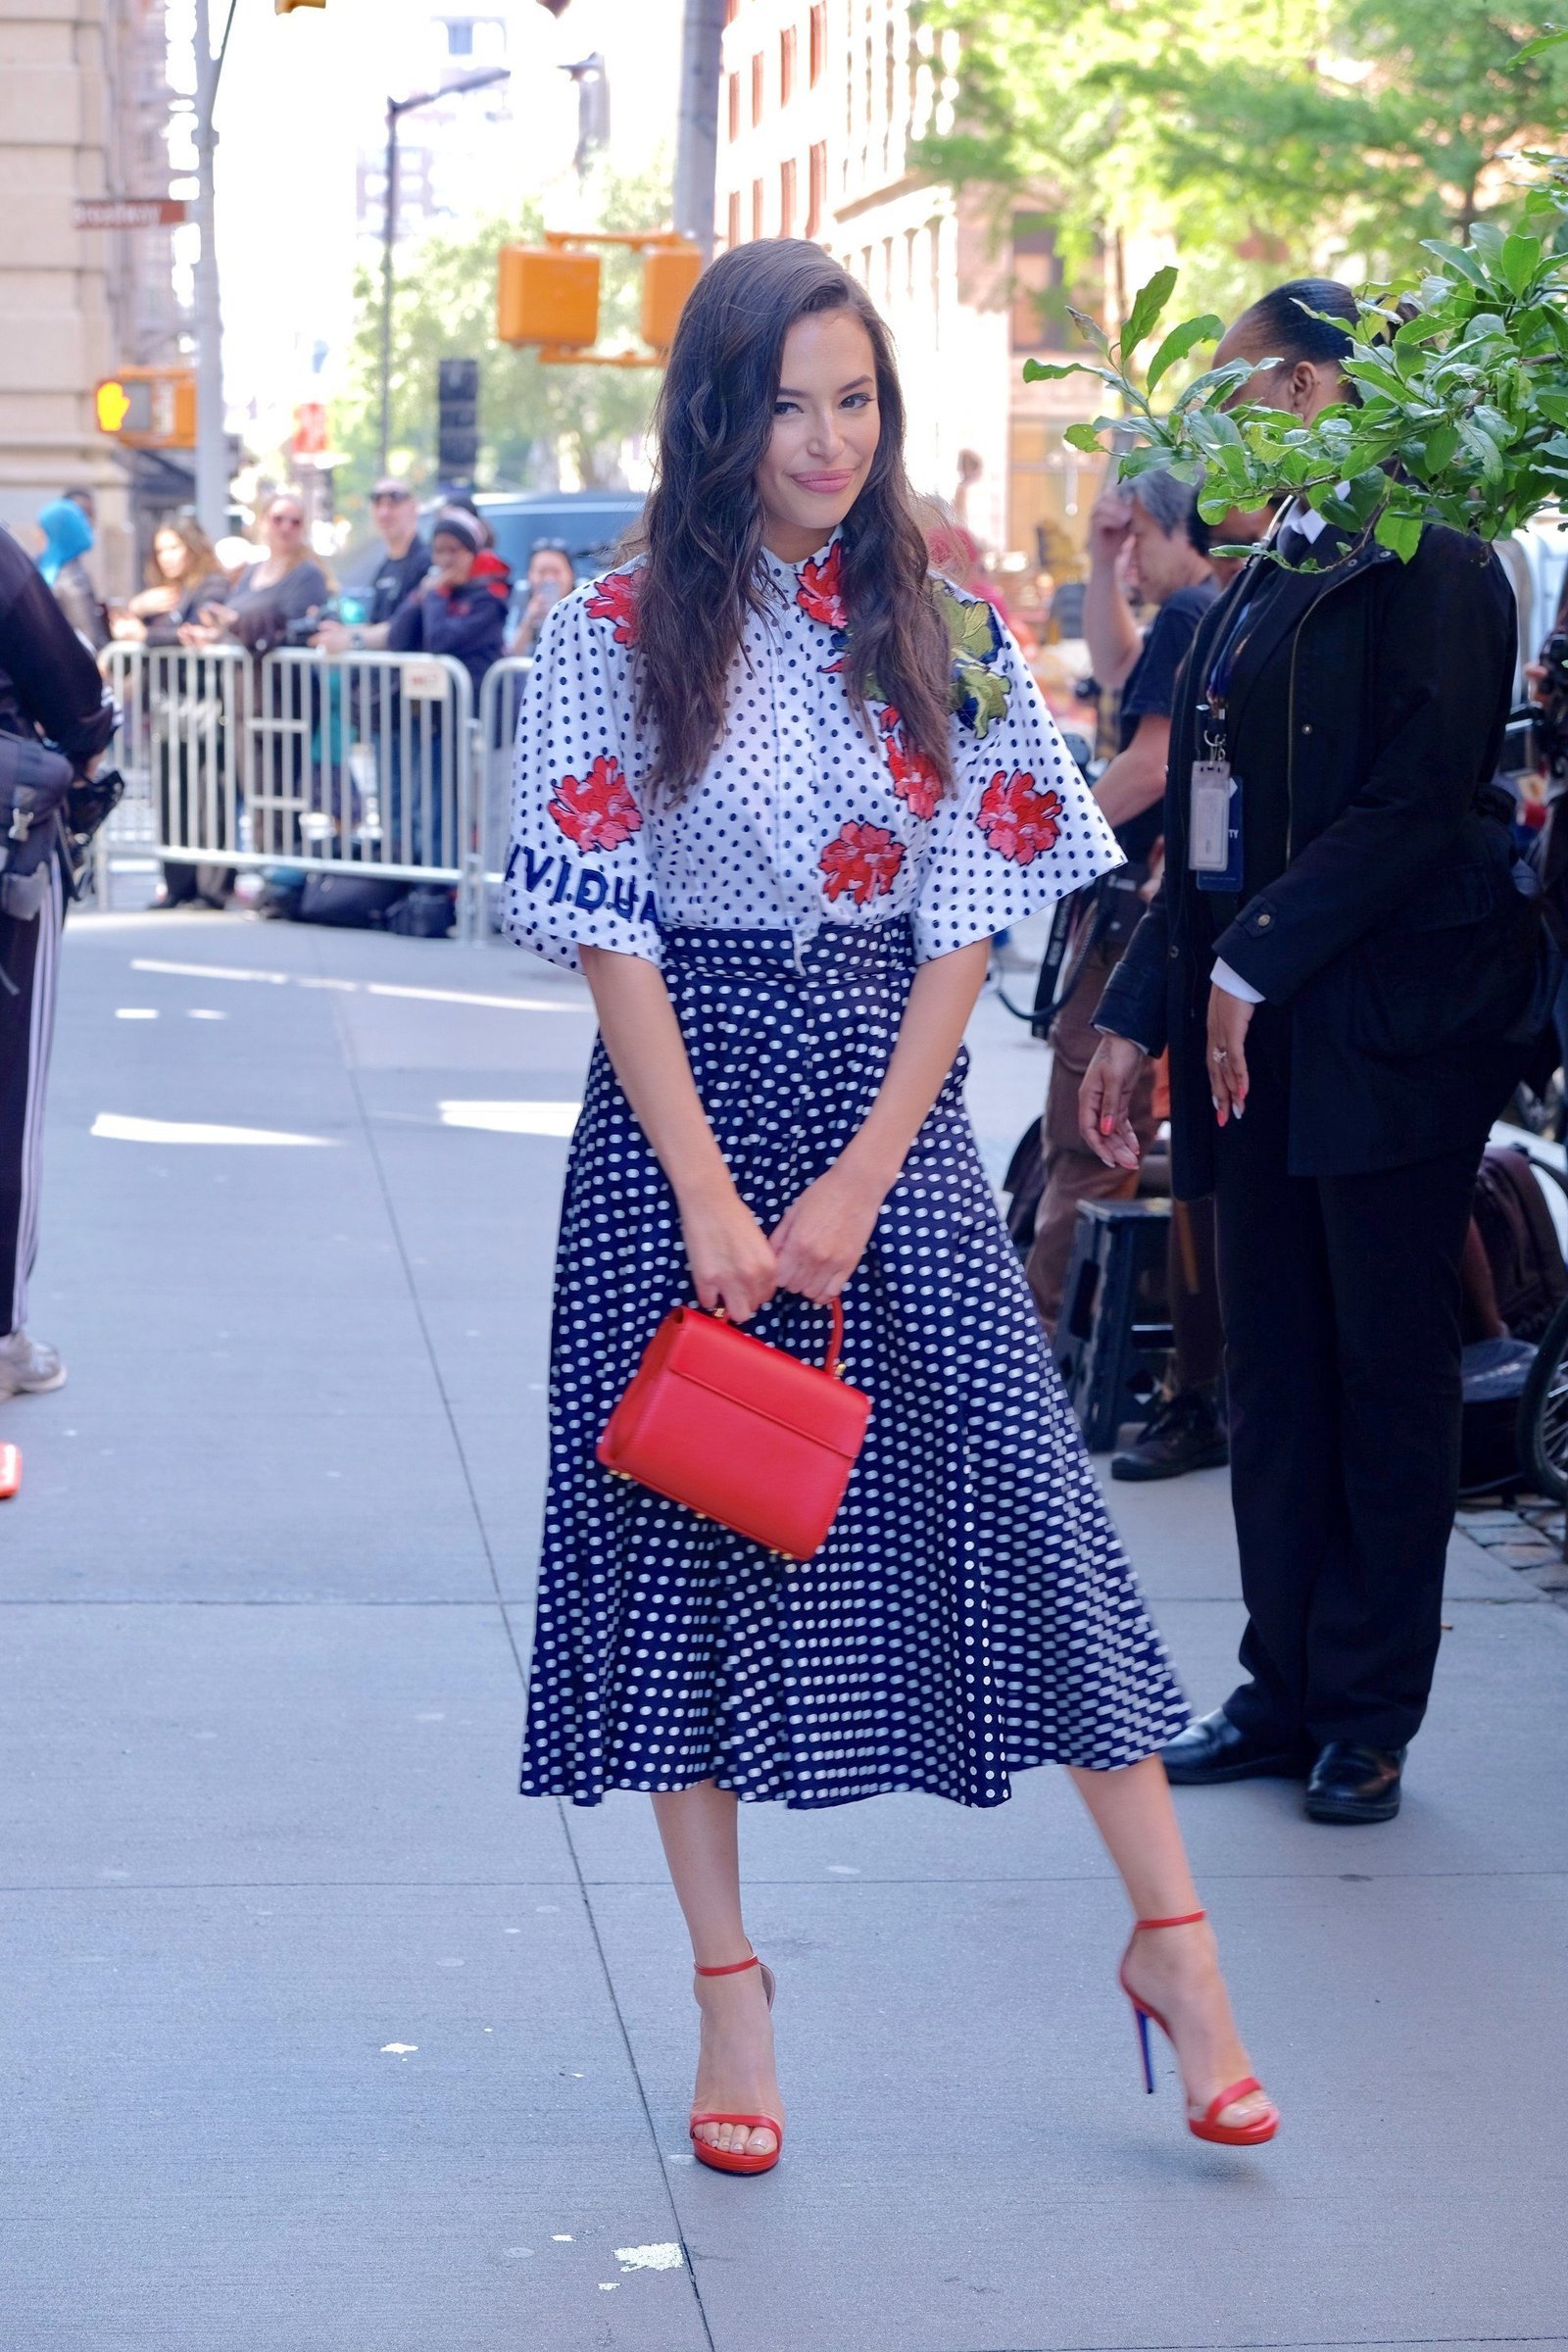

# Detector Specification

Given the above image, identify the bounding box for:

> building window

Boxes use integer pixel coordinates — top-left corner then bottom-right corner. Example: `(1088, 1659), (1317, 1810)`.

(446, 20), (473, 56)
(809, 4), (824, 84)
(807, 140), (826, 237)
(1009, 211), (1105, 352)
(752, 176), (764, 241)
(781, 156), (797, 237)
(780, 24), (796, 104)
(727, 71), (739, 140)
(727, 190), (741, 250)
(751, 50), (763, 124)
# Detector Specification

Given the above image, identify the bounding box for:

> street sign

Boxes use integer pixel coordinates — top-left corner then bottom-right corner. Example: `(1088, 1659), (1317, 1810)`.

(74, 197), (189, 230)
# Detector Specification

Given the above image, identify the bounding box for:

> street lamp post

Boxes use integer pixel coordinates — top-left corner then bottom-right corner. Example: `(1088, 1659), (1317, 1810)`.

(378, 68), (511, 477)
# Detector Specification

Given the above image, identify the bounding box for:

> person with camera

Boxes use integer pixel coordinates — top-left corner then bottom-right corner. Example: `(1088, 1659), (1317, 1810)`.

(506, 537), (578, 661)
(1081, 279), (1540, 1825)
(181, 492), (329, 657)
(0, 524), (118, 1398)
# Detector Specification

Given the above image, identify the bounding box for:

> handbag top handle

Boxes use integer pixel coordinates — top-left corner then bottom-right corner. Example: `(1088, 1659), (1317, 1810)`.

(710, 1295), (847, 1380)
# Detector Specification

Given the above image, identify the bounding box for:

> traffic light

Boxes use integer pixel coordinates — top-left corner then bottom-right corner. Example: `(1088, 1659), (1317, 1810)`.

(498, 246), (601, 350)
(641, 242), (703, 353)
(94, 368), (196, 449)
(437, 356), (480, 481)
(275, 2), (326, 14)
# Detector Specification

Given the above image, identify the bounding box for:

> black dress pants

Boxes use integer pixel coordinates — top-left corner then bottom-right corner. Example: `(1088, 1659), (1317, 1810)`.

(1212, 1006), (1485, 1753)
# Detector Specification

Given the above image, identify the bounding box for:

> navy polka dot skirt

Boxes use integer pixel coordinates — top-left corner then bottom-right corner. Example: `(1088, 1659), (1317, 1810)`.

(520, 917), (1190, 1810)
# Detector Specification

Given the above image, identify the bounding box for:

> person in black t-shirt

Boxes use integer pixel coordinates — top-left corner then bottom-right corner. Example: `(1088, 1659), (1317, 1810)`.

(1026, 471), (1218, 1357)
(312, 478), (429, 654)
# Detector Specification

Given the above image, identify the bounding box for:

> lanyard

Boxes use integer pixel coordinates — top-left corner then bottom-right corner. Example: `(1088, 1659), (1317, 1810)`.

(1202, 560), (1278, 733)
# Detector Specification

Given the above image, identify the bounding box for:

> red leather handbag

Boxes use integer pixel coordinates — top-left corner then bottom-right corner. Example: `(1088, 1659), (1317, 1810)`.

(596, 1298), (871, 1562)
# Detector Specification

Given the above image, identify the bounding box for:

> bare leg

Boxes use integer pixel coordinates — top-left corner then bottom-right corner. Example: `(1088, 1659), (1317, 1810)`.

(651, 1781), (782, 2160)
(1069, 1757), (1274, 2132)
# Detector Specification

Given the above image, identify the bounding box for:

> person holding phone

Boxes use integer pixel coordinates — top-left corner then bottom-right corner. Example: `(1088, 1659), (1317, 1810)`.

(506, 538), (577, 659)
(506, 239), (1278, 2179)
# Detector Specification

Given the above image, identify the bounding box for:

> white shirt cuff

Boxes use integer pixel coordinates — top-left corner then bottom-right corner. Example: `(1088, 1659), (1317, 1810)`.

(1211, 957), (1264, 1004)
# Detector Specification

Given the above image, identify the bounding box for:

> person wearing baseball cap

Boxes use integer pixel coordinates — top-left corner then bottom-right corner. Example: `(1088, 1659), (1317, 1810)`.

(313, 477), (427, 654)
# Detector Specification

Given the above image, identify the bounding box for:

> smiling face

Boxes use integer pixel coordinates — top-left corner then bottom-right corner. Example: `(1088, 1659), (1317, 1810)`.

(757, 307), (881, 564)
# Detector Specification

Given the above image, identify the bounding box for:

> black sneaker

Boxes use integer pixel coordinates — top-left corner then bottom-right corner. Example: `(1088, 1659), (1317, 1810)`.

(1110, 1389), (1228, 1483)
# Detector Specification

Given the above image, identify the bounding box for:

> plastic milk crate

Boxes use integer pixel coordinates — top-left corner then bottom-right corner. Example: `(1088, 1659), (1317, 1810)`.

(1052, 1200), (1174, 1452)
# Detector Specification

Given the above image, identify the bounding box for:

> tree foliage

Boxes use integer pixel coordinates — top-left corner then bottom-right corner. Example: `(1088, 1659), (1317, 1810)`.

(911, 1), (1568, 323)
(332, 159), (671, 506)
(1027, 130), (1568, 561)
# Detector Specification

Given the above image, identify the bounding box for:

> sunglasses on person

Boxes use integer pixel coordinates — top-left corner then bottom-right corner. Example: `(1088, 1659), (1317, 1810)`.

(371, 489), (414, 506)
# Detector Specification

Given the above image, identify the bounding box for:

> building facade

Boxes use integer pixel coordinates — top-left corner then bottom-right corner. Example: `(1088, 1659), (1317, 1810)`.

(0, 0), (179, 594)
(715, 0), (1116, 581)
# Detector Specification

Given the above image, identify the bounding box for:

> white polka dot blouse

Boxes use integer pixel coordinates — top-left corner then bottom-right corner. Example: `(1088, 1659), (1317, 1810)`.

(505, 530), (1121, 969)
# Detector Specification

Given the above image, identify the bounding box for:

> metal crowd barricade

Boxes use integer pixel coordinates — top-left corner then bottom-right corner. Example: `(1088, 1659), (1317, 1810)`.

(96, 640), (251, 903)
(95, 643), (482, 940)
(476, 655), (530, 933)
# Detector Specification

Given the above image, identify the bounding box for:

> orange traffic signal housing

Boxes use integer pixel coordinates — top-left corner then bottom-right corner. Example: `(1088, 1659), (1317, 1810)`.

(275, 2), (326, 15)
(641, 242), (702, 352)
(498, 245), (602, 350)
(94, 367), (196, 449)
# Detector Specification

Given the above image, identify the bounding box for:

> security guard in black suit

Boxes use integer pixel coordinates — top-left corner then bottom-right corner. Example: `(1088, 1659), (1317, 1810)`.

(1085, 281), (1541, 1824)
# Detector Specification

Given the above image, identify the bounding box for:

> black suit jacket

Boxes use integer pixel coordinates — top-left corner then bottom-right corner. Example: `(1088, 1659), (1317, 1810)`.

(1098, 522), (1541, 1197)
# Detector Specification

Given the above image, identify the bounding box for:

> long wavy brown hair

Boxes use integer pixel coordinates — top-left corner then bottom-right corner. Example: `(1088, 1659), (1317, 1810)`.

(631, 239), (953, 797)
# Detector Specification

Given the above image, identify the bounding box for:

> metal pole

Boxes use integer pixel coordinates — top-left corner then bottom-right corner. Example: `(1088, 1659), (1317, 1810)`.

(192, 0), (227, 538)
(672, 0), (724, 261)
(379, 98), (399, 477)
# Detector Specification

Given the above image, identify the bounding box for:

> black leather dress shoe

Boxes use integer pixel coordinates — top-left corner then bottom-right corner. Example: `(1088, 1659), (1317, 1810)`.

(1304, 1740), (1406, 1824)
(1158, 1708), (1312, 1785)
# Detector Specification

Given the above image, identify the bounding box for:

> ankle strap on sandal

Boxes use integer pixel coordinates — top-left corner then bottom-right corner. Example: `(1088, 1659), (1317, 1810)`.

(694, 1952), (760, 1978)
(1133, 1910), (1208, 1931)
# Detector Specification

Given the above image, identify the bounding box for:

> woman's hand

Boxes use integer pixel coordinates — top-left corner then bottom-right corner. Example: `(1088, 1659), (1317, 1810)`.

(1079, 1034), (1148, 1170)
(1205, 985), (1254, 1126)
(770, 1164), (884, 1304)
(679, 1182), (778, 1324)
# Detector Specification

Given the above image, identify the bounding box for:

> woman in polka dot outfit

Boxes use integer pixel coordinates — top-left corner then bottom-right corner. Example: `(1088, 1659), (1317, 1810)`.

(507, 241), (1278, 2172)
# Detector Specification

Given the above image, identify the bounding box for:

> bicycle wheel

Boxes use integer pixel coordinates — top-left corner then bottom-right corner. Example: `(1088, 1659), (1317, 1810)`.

(1517, 1293), (1568, 1502)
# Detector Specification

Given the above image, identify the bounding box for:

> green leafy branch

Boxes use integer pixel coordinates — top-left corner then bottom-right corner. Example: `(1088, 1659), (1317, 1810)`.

(1024, 147), (1568, 563)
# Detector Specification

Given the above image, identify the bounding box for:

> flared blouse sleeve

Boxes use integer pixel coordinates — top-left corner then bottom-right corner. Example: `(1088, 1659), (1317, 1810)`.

(505, 584), (662, 972)
(913, 617), (1121, 962)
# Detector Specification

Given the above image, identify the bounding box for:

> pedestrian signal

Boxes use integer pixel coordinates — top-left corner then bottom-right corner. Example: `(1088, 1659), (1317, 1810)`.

(94, 368), (196, 448)
(641, 242), (702, 353)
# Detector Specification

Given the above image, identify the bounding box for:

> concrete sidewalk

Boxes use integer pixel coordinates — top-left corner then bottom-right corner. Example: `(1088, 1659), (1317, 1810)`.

(4, 907), (1566, 2352)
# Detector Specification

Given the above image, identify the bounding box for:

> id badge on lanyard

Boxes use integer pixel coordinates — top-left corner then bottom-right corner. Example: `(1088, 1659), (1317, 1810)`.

(1191, 586), (1251, 892)
(1191, 741), (1244, 892)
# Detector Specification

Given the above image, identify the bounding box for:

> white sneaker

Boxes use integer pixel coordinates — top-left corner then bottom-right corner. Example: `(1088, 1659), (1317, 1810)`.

(0, 1330), (68, 1397)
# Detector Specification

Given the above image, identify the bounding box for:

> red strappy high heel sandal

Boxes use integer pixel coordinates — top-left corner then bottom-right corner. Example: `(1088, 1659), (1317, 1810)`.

(1118, 1909), (1279, 2147)
(689, 1953), (784, 2177)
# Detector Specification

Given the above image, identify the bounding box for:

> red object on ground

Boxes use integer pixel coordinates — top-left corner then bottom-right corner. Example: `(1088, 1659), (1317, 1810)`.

(0, 1443), (21, 1498)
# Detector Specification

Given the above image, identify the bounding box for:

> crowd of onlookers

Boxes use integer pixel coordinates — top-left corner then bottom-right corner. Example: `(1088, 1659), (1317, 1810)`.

(29, 477), (585, 687)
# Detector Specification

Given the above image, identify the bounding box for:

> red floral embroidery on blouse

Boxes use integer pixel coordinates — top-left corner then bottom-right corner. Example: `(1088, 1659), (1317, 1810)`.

(584, 568), (639, 646)
(880, 706), (942, 822)
(796, 541), (848, 629)
(548, 754), (643, 853)
(973, 770), (1064, 865)
(818, 819), (906, 906)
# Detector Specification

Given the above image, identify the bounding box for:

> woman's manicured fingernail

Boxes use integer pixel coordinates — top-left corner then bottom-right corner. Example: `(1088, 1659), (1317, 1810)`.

(1101, 1115), (1113, 1134)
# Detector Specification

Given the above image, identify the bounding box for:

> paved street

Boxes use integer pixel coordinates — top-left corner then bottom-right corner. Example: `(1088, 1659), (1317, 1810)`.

(4, 905), (1567, 2352)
